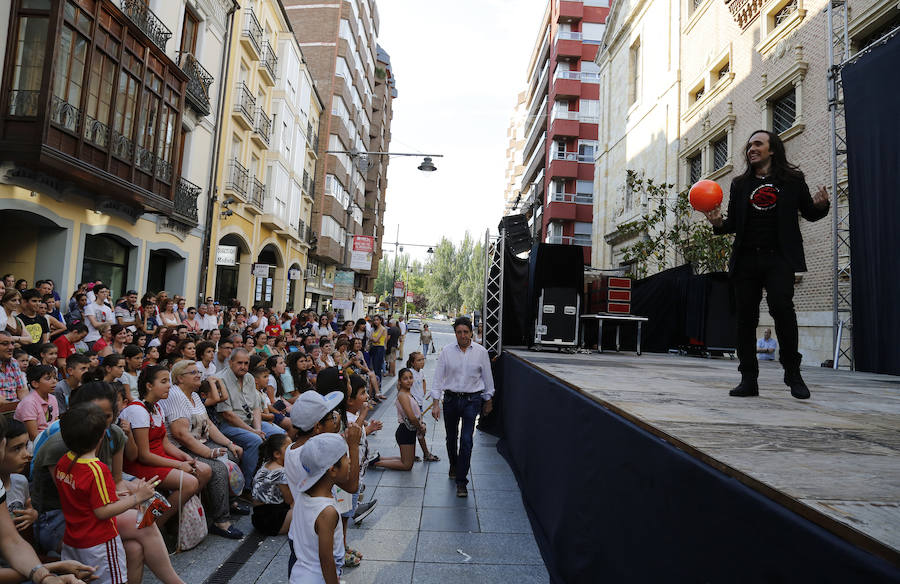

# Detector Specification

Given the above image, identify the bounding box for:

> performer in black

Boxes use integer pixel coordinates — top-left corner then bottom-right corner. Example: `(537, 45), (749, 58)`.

(704, 130), (829, 399)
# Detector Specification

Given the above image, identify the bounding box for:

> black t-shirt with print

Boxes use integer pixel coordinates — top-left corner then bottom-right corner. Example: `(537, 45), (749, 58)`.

(742, 177), (779, 250)
(19, 313), (50, 357)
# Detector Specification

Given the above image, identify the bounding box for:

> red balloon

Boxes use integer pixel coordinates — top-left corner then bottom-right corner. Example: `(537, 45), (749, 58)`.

(689, 180), (723, 212)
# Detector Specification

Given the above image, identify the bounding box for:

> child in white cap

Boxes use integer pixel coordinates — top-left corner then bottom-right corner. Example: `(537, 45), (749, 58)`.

(290, 433), (350, 584)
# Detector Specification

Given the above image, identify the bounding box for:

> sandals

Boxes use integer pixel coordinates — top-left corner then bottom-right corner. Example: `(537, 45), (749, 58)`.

(423, 453), (440, 462)
(344, 548), (362, 567)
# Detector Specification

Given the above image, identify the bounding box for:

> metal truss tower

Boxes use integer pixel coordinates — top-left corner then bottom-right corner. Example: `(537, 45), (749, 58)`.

(482, 229), (505, 356)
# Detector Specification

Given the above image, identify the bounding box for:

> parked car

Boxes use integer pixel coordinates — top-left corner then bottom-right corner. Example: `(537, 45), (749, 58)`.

(407, 318), (422, 332)
(434, 313), (448, 320)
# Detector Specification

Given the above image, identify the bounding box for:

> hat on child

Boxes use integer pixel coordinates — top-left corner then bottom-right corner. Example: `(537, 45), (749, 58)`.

(297, 433), (348, 492)
(290, 390), (343, 431)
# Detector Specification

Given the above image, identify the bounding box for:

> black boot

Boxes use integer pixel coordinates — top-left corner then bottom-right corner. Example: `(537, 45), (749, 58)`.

(729, 379), (759, 397)
(784, 371), (810, 400)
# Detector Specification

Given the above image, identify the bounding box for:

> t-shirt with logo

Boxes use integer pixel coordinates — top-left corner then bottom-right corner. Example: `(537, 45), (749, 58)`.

(18, 313), (49, 357)
(743, 177), (779, 249)
(54, 453), (119, 548)
(84, 302), (114, 342)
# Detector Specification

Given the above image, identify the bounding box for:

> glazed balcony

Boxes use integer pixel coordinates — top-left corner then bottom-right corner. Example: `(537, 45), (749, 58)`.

(549, 109), (580, 139)
(120, 0), (172, 51)
(178, 52), (214, 117)
(241, 9), (264, 59)
(552, 69), (582, 99)
(259, 41), (278, 85)
(232, 82), (256, 130)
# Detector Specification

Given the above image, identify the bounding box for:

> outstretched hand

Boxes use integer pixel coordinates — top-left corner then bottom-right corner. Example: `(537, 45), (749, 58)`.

(813, 185), (829, 208)
(703, 206), (724, 227)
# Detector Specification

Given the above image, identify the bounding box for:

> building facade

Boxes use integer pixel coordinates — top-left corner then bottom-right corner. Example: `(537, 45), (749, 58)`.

(590, 0), (900, 364)
(283, 0), (393, 314)
(503, 90), (527, 215)
(0, 0), (235, 302)
(518, 0), (611, 265)
(205, 0), (323, 310)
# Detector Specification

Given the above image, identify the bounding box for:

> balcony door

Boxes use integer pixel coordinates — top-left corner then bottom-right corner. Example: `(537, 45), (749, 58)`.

(181, 10), (199, 55)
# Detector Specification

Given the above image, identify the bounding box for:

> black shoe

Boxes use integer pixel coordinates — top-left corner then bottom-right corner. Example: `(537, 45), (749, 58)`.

(449, 468), (456, 480)
(786, 375), (811, 399)
(353, 499), (378, 524)
(456, 484), (468, 498)
(230, 500), (251, 516)
(729, 380), (759, 397)
(210, 523), (244, 540)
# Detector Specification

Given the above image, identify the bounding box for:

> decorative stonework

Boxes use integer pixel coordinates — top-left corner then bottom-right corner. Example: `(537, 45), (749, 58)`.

(726, 0), (764, 29)
(95, 199), (142, 224)
(156, 215), (191, 241)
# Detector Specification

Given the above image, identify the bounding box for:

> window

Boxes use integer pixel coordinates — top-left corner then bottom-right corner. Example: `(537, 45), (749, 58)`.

(580, 100), (600, 121)
(574, 222), (592, 246)
(8, 14), (48, 116)
(688, 153), (702, 184)
(582, 23), (606, 42)
(716, 61), (730, 80)
(82, 234), (130, 299)
(771, 89), (796, 134)
(112, 71), (139, 157)
(578, 140), (598, 162)
(181, 10), (199, 53)
(52, 23), (89, 129)
(576, 180), (593, 204)
(628, 39), (641, 106)
(712, 136), (728, 171)
(773, 0), (798, 27)
(85, 52), (116, 144)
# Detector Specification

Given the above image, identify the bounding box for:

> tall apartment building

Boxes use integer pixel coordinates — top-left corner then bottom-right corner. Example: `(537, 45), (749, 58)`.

(518, 0), (611, 265)
(503, 90), (527, 215)
(282, 0), (394, 314)
(0, 0), (236, 301)
(206, 0), (323, 310)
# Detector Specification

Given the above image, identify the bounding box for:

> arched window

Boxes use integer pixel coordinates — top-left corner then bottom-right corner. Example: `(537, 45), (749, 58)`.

(82, 234), (130, 298)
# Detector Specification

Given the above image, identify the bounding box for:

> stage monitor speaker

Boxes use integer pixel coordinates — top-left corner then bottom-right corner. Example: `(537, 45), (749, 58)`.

(498, 214), (533, 255)
(534, 287), (580, 347)
(526, 244), (585, 346)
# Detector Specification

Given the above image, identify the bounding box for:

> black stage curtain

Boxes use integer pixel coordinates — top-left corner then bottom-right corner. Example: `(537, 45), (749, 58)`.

(842, 33), (900, 376)
(498, 354), (900, 583)
(501, 245), (531, 347)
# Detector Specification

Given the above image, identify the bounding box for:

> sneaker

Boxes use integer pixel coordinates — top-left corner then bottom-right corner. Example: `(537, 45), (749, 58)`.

(729, 380), (759, 397)
(365, 452), (381, 467)
(353, 499), (378, 524)
(456, 484), (468, 498)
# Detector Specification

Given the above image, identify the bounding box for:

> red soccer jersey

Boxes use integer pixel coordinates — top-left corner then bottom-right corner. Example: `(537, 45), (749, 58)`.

(265, 323), (283, 338)
(53, 335), (76, 360)
(54, 452), (119, 548)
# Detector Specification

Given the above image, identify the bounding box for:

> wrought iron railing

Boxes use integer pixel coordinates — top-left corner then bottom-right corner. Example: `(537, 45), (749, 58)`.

(243, 9), (263, 54)
(254, 107), (271, 145)
(120, 0), (172, 51)
(135, 145), (155, 174)
(249, 178), (265, 210)
(83, 115), (110, 149)
(155, 157), (173, 183)
(49, 95), (81, 133)
(174, 177), (201, 224)
(7, 90), (39, 117)
(178, 52), (214, 116)
(298, 220), (308, 241)
(261, 41), (278, 79)
(226, 159), (249, 196)
(234, 82), (255, 123)
(111, 130), (133, 161)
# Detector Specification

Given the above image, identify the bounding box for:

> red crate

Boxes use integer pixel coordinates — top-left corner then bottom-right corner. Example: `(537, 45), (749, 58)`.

(608, 290), (631, 302)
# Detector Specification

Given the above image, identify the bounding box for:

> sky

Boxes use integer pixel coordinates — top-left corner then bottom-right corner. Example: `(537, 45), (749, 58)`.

(376, 0), (547, 262)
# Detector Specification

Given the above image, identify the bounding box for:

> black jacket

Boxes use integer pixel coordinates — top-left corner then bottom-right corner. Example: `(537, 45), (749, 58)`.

(713, 174), (830, 273)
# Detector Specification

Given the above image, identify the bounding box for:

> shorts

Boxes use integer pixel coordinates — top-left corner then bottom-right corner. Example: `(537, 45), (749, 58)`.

(251, 502), (290, 536)
(395, 423), (417, 445)
(62, 537), (127, 584)
(340, 491), (360, 519)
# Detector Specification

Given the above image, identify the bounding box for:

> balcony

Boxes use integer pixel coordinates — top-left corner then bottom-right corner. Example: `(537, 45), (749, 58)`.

(178, 52), (214, 117)
(120, 0), (172, 51)
(521, 135), (546, 188)
(241, 9), (264, 58)
(173, 177), (201, 226)
(549, 112), (580, 140)
(298, 220), (310, 245)
(548, 151), (578, 178)
(552, 69), (582, 99)
(306, 121), (319, 152)
(232, 82), (256, 130)
(247, 177), (265, 213)
(259, 41), (278, 85)
(555, 31), (583, 61)
(252, 107), (271, 147)
(7, 90), (39, 117)
(225, 159), (249, 198)
(558, 1), (584, 21)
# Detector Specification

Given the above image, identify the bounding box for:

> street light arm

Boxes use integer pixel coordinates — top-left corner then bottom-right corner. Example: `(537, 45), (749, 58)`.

(325, 150), (444, 158)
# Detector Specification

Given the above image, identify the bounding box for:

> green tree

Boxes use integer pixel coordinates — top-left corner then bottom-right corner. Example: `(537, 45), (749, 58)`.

(459, 240), (485, 312)
(614, 170), (733, 278)
(425, 238), (460, 312)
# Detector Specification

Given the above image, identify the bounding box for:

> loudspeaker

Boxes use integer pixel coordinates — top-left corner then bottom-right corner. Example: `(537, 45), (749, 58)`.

(526, 244), (585, 346)
(534, 287), (580, 346)
(499, 214), (533, 255)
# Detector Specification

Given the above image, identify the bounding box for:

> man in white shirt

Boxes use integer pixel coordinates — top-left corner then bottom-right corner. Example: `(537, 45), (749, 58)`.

(198, 303), (220, 331)
(114, 290), (139, 331)
(398, 316), (408, 360)
(83, 284), (114, 344)
(431, 316), (494, 498)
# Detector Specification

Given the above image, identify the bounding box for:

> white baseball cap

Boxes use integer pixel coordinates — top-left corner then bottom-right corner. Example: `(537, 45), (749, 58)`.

(290, 390), (343, 431)
(297, 433), (349, 492)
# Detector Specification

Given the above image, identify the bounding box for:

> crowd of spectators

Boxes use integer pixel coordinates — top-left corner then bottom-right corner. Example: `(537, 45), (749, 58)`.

(0, 273), (423, 583)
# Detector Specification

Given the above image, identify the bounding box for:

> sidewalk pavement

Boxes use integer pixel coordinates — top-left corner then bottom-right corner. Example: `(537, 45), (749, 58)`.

(148, 338), (549, 583)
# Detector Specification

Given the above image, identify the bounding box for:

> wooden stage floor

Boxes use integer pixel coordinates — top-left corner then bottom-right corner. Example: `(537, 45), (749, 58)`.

(507, 348), (900, 561)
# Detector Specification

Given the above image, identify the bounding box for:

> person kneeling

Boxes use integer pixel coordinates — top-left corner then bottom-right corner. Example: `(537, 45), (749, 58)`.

(371, 369), (423, 472)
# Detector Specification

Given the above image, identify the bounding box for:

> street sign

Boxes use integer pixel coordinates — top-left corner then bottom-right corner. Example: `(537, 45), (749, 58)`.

(406, 291), (414, 302)
(288, 268), (302, 280)
(350, 236), (375, 271)
(334, 270), (355, 300)
(215, 245), (238, 266)
(393, 281), (404, 297)
(253, 263), (270, 278)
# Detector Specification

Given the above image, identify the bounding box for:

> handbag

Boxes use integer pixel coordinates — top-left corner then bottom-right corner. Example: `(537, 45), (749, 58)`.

(431, 343), (436, 354)
(217, 453), (245, 497)
(177, 469), (208, 552)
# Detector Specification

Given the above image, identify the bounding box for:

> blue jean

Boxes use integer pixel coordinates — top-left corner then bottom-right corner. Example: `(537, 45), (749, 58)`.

(36, 509), (65, 555)
(217, 420), (285, 488)
(370, 345), (385, 387)
(443, 392), (482, 487)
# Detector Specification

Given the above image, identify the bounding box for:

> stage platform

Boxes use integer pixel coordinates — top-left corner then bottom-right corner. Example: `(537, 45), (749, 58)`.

(498, 348), (900, 583)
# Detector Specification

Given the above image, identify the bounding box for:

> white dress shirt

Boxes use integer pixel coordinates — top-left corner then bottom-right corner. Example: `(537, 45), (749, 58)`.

(430, 342), (495, 401)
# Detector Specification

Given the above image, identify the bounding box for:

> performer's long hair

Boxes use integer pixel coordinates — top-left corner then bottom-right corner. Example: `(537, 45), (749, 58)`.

(737, 130), (804, 183)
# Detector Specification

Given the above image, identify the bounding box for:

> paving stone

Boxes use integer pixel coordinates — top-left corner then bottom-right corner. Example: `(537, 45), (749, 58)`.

(415, 531), (543, 565)
(353, 504), (422, 531)
(345, 528), (418, 562)
(475, 489), (528, 511)
(423, 479), (477, 508)
(471, 473), (519, 491)
(370, 485), (426, 507)
(342, 559), (415, 584)
(419, 507), (480, 532)
(412, 562), (550, 584)
(477, 508), (533, 533)
(376, 466), (429, 487)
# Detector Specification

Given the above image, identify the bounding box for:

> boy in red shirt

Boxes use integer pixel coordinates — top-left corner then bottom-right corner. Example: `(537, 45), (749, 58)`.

(54, 401), (158, 584)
